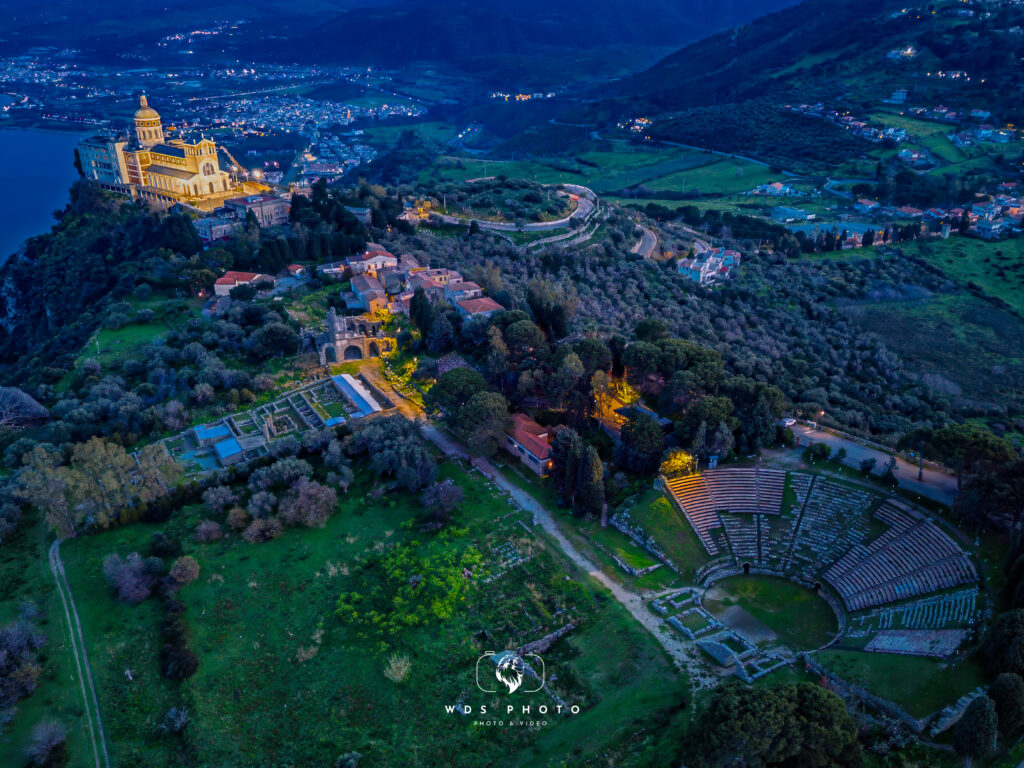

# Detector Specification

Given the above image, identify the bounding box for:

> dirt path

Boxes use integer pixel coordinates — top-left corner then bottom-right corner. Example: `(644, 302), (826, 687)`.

(48, 540), (111, 768)
(418, 421), (718, 689)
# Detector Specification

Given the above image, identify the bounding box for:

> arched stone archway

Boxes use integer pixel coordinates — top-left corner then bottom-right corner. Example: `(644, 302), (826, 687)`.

(368, 341), (380, 357)
(324, 346), (337, 363)
(344, 345), (363, 360)
(742, 562), (751, 575)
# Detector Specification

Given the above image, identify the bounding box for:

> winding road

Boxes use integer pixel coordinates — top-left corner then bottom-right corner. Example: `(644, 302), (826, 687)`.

(49, 540), (111, 768)
(436, 185), (598, 232)
(631, 223), (658, 258)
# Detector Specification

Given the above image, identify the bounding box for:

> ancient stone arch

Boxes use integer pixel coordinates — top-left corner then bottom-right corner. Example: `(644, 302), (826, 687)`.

(344, 345), (363, 360)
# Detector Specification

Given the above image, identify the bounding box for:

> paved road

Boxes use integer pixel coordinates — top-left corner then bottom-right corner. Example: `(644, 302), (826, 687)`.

(49, 540), (111, 768)
(792, 424), (959, 505)
(631, 223), (658, 258)
(437, 185), (597, 232)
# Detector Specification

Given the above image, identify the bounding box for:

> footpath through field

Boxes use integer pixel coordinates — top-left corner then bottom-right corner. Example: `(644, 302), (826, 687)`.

(48, 540), (111, 768)
(419, 422), (718, 689)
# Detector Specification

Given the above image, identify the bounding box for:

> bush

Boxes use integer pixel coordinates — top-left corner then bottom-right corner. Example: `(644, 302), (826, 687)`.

(169, 556), (200, 584)
(242, 517), (283, 543)
(247, 491), (278, 519)
(279, 479), (337, 528)
(26, 719), (67, 766)
(194, 520), (223, 542)
(226, 506), (249, 531)
(102, 552), (161, 603)
(805, 443), (831, 462)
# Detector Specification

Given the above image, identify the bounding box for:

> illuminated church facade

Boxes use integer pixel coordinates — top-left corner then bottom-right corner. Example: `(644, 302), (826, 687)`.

(78, 95), (236, 206)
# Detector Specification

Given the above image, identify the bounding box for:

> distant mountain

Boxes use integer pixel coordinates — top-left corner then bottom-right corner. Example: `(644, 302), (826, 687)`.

(249, 0), (802, 72)
(568, 0), (1024, 169)
(598, 0), (896, 109)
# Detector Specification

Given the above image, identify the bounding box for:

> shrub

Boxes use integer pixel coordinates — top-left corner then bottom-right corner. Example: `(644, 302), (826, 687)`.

(159, 706), (190, 736)
(169, 556), (200, 585)
(26, 720), (66, 766)
(226, 506), (249, 531)
(102, 552), (161, 603)
(0, 619), (46, 715)
(242, 517), (283, 543)
(194, 520), (223, 542)
(247, 491), (278, 519)
(202, 485), (236, 514)
(279, 479), (337, 528)
(383, 652), (412, 683)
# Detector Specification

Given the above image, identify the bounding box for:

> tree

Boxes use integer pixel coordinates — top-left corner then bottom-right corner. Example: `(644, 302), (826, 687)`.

(684, 682), (862, 768)
(660, 448), (696, 478)
(550, 427), (583, 501)
(708, 421), (735, 459)
(989, 673), (1024, 736)
(426, 313), (455, 354)
(169, 556), (200, 585)
(202, 485), (237, 515)
(409, 288), (435, 335)
(953, 695), (997, 760)
(102, 552), (161, 603)
(983, 610), (1024, 678)
(427, 368), (487, 413)
(618, 411), (664, 473)
(26, 720), (67, 767)
(451, 392), (509, 457)
(278, 479), (338, 528)
(421, 479), (464, 528)
(622, 341), (662, 388)
(575, 446), (604, 516)
(504, 319), (545, 358)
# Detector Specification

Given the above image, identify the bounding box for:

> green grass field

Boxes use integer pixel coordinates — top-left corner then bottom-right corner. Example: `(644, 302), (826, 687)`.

(624, 490), (709, 581)
(0, 511), (95, 767)
(420, 146), (781, 197)
(902, 237), (1024, 317)
(53, 460), (687, 767)
(702, 575), (838, 650)
(814, 649), (986, 720)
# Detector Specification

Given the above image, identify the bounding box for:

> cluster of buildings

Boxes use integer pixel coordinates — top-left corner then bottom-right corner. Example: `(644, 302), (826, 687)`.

(949, 124), (1017, 146)
(617, 116), (653, 135)
(323, 244), (505, 321)
(195, 193), (291, 240)
(291, 130), (377, 185)
(747, 182), (816, 198)
(191, 93), (423, 138)
(852, 188), (1024, 240)
(676, 247), (742, 286)
(783, 103), (908, 144)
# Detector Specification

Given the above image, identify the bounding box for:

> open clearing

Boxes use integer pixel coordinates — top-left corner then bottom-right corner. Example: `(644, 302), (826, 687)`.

(56, 461), (687, 767)
(702, 575), (838, 650)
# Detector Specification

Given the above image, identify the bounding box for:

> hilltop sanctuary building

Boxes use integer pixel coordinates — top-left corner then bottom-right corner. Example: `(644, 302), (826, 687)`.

(77, 95), (239, 209)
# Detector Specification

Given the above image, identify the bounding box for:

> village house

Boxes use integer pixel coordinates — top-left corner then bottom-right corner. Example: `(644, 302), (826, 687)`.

(213, 271), (276, 297)
(855, 199), (881, 214)
(444, 281), (483, 304)
(456, 296), (504, 320)
(349, 274), (387, 313)
(677, 248), (741, 286)
(505, 414), (553, 476)
(224, 194), (290, 228)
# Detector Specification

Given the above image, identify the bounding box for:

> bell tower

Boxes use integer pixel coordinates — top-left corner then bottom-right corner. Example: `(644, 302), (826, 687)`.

(133, 94), (164, 148)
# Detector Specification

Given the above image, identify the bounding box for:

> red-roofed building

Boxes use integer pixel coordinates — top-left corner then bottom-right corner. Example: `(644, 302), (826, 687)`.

(214, 271), (276, 297)
(505, 414), (553, 476)
(456, 296), (504, 319)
